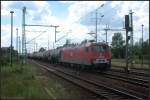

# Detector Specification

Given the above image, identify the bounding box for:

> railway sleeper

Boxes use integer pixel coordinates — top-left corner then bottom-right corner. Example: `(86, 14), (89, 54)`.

(34, 61), (145, 100)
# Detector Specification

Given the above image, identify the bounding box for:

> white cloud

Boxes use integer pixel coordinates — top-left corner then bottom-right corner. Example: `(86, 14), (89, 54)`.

(83, 1), (149, 43)
(110, 1), (122, 8)
(1, 24), (22, 48)
(32, 1), (48, 8)
(1, 1), (16, 16)
(1, 1), (149, 52)
(58, 1), (107, 44)
(66, 1), (106, 24)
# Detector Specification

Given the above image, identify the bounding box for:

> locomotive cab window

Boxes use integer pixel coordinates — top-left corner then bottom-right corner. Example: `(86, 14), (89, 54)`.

(91, 45), (105, 52)
(102, 45), (109, 51)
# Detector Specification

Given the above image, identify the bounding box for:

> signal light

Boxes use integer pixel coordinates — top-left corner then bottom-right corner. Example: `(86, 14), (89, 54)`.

(125, 15), (129, 30)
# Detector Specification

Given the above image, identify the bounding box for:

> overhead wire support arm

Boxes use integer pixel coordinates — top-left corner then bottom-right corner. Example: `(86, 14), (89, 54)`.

(25, 24), (59, 43)
(25, 30), (46, 32)
(103, 24), (126, 43)
(25, 24), (59, 27)
(22, 6), (60, 64)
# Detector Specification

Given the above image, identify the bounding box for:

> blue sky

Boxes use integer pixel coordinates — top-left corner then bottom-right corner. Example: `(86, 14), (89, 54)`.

(48, 1), (69, 20)
(1, 1), (149, 53)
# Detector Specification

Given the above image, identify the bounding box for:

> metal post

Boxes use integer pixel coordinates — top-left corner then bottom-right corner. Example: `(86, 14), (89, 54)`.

(149, 26), (150, 68)
(95, 9), (98, 43)
(129, 10), (134, 68)
(22, 7), (26, 64)
(141, 24), (144, 68)
(18, 36), (21, 56)
(0, 17), (2, 61)
(16, 28), (18, 61)
(125, 14), (129, 72)
(16, 28), (18, 51)
(0, 28), (2, 65)
(105, 24), (108, 43)
(126, 29), (129, 72)
(54, 26), (59, 43)
(149, 22), (150, 100)
(95, 4), (104, 43)
(10, 11), (14, 67)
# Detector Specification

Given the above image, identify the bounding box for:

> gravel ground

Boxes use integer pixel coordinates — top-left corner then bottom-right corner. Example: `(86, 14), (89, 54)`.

(28, 60), (99, 100)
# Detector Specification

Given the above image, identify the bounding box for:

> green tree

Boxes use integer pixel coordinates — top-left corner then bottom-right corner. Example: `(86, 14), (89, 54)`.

(111, 33), (125, 58)
(133, 39), (149, 61)
(133, 41), (141, 56)
(0, 47), (18, 66)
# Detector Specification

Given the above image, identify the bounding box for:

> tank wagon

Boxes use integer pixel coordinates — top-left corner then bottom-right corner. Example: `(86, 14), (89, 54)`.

(29, 40), (111, 70)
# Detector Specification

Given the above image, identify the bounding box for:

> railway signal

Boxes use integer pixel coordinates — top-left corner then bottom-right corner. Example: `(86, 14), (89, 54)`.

(125, 10), (134, 72)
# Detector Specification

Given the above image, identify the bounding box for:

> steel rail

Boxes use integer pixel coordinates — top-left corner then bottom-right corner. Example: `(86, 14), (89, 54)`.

(31, 60), (145, 100)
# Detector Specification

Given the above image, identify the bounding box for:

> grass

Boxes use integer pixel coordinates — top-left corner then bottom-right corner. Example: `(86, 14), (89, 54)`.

(1, 61), (91, 99)
(111, 58), (150, 69)
(0, 62), (49, 99)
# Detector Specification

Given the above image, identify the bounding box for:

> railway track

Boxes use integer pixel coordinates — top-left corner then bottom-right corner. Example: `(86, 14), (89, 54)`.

(111, 66), (149, 77)
(97, 71), (149, 88)
(30, 60), (148, 100)
(57, 63), (149, 88)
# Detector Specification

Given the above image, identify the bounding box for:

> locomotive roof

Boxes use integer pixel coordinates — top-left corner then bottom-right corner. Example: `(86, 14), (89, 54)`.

(31, 41), (108, 54)
(62, 41), (108, 50)
(80, 42), (108, 47)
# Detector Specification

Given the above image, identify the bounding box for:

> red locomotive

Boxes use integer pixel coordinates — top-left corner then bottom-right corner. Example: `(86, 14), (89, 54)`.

(59, 40), (111, 70)
(29, 40), (111, 70)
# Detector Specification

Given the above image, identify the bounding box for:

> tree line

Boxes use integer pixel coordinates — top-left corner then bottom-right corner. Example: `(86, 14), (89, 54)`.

(111, 33), (149, 60)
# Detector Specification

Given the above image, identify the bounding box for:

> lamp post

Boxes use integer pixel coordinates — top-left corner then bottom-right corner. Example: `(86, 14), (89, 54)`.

(10, 11), (14, 67)
(95, 4), (104, 43)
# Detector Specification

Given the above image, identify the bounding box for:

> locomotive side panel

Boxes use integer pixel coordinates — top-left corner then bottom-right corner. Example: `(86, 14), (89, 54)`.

(60, 47), (91, 65)
(30, 41), (111, 70)
(60, 44), (111, 69)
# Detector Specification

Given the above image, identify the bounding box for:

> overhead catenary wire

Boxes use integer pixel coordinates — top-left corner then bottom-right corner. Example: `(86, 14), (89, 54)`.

(26, 31), (46, 44)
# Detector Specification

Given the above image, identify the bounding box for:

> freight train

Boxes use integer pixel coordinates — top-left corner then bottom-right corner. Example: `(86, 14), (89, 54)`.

(28, 40), (112, 70)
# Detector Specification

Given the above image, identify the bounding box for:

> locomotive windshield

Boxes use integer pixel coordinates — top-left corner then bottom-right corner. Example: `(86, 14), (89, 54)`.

(91, 45), (109, 52)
